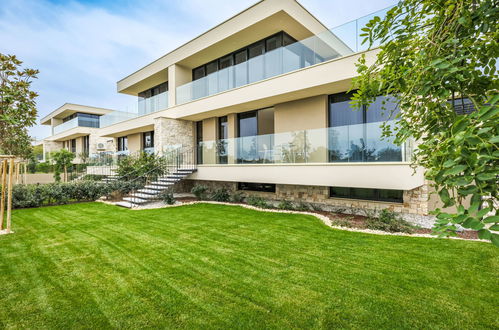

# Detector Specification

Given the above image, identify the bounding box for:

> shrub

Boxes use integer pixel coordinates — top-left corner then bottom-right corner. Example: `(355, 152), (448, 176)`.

(160, 190), (176, 205)
(366, 209), (415, 233)
(191, 184), (208, 200)
(83, 174), (106, 181)
(246, 196), (271, 209)
(116, 152), (166, 181)
(9, 181), (132, 209)
(230, 191), (245, 203)
(295, 202), (310, 211)
(211, 188), (230, 202)
(36, 162), (53, 173)
(277, 200), (294, 210)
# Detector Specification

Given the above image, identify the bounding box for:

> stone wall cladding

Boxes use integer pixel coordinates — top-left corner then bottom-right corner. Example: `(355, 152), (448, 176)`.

(154, 118), (194, 153)
(179, 179), (435, 228)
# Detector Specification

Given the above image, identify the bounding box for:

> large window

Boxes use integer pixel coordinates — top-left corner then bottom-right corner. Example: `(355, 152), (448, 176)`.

(142, 131), (154, 150)
(70, 139), (76, 153)
(138, 82), (168, 99)
(62, 112), (100, 128)
(192, 31), (296, 82)
(117, 136), (128, 152)
(328, 92), (401, 162)
(218, 116), (228, 164)
(236, 109), (275, 164)
(238, 182), (276, 193)
(329, 187), (403, 203)
(82, 135), (90, 155)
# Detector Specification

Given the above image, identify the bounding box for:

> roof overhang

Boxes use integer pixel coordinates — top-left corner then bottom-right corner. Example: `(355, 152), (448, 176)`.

(45, 127), (97, 142)
(40, 103), (115, 125)
(117, 0), (331, 95)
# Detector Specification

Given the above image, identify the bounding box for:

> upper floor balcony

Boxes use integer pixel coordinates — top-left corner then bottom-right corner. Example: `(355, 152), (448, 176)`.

(175, 6), (389, 105)
(53, 113), (99, 135)
(100, 90), (168, 128)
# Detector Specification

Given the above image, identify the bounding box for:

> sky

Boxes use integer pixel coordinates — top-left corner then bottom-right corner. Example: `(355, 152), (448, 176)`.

(0, 0), (397, 140)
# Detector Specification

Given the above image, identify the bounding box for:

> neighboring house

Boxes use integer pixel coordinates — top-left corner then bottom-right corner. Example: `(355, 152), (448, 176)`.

(40, 0), (435, 225)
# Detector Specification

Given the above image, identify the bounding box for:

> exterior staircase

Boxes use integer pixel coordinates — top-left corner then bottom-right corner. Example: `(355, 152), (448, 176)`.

(115, 168), (197, 208)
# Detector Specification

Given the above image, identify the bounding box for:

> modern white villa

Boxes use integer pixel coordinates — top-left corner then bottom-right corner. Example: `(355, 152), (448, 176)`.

(39, 0), (443, 224)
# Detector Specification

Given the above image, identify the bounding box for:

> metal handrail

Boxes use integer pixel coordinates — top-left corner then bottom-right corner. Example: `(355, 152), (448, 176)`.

(126, 147), (196, 206)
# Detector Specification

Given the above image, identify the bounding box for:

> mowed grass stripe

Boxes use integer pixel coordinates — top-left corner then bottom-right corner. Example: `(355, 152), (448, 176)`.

(0, 202), (496, 328)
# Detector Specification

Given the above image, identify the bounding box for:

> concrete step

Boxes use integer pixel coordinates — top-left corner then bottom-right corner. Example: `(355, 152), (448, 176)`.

(158, 177), (182, 183)
(144, 185), (168, 191)
(150, 181), (174, 187)
(123, 197), (148, 204)
(115, 201), (135, 208)
(137, 189), (161, 195)
(129, 193), (158, 200)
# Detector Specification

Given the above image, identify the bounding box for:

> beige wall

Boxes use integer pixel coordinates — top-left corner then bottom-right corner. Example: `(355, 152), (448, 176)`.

(274, 95), (327, 132)
(168, 64), (191, 108)
(128, 133), (142, 153)
(202, 118), (217, 164)
(190, 163), (425, 191)
(25, 173), (55, 184)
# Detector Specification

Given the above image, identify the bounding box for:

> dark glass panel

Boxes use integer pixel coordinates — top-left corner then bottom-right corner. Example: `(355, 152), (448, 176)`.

(193, 66), (206, 81)
(238, 182), (276, 193)
(248, 41), (265, 59)
(219, 55), (233, 69)
(266, 35), (282, 51)
(206, 60), (218, 75)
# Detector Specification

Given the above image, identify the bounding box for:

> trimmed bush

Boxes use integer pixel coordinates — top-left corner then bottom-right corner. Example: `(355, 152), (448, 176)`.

(9, 180), (144, 209)
(230, 191), (245, 203)
(211, 188), (230, 202)
(246, 196), (271, 209)
(278, 200), (294, 210)
(191, 184), (208, 200)
(366, 209), (415, 233)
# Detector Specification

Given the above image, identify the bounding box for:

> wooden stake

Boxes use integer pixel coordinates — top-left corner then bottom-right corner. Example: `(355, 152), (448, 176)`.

(6, 158), (14, 233)
(0, 160), (7, 230)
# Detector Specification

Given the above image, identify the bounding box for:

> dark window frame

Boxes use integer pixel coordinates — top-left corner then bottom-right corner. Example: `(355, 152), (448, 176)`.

(142, 131), (154, 150)
(192, 31), (297, 81)
(238, 182), (276, 193)
(117, 136), (128, 152)
(138, 82), (168, 99)
(196, 121), (203, 164)
(329, 187), (403, 203)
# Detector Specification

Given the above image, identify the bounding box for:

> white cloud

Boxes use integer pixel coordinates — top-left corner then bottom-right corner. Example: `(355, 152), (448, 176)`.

(0, 0), (396, 140)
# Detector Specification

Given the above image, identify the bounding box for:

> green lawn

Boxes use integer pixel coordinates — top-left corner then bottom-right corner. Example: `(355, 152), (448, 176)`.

(0, 203), (497, 329)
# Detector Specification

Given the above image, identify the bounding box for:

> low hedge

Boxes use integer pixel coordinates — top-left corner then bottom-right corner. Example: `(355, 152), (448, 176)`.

(9, 180), (144, 209)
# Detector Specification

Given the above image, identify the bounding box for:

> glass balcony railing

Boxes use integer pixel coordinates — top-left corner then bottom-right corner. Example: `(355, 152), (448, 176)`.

(53, 117), (78, 134)
(176, 6), (392, 104)
(99, 111), (138, 128)
(197, 121), (412, 165)
(100, 91), (168, 128)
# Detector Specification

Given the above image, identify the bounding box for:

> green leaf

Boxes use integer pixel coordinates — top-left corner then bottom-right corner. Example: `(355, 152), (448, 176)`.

(489, 224), (499, 231)
(476, 172), (496, 181)
(477, 208), (491, 218)
(444, 165), (467, 176)
(484, 215), (499, 223)
(477, 229), (491, 240)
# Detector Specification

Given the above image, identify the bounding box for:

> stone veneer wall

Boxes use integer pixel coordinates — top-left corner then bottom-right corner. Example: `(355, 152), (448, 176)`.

(154, 117), (194, 153)
(179, 179), (435, 228)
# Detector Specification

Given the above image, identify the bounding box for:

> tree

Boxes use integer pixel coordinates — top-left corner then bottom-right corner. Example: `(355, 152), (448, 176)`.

(52, 149), (75, 182)
(0, 53), (39, 158)
(352, 0), (498, 244)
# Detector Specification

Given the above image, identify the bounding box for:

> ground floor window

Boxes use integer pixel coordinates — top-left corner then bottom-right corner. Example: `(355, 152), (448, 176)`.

(117, 136), (128, 151)
(238, 182), (276, 193)
(142, 131), (154, 150)
(329, 187), (403, 203)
